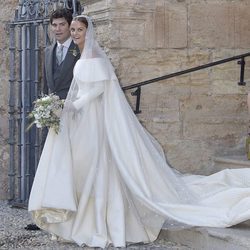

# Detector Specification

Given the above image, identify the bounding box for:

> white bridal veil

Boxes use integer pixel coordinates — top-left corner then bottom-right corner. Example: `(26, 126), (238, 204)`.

(66, 14), (197, 203)
(29, 15), (250, 248)
(70, 14), (197, 202)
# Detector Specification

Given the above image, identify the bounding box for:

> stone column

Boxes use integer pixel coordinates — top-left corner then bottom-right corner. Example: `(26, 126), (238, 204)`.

(0, 0), (19, 200)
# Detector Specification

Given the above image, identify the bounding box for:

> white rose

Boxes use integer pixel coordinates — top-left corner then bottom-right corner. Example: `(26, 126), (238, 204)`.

(41, 96), (50, 101)
(35, 121), (42, 128)
(34, 114), (40, 120)
(54, 108), (62, 117)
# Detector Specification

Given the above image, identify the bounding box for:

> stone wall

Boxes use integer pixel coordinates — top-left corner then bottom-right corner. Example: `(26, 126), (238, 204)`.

(0, 0), (18, 200)
(1, 0), (250, 199)
(83, 0), (250, 174)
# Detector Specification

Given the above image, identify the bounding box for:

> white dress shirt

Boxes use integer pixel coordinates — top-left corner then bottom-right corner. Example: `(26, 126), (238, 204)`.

(57, 37), (72, 62)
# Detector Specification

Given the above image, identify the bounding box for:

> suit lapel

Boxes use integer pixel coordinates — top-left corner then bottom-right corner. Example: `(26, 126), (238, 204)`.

(45, 42), (56, 90)
(61, 41), (80, 74)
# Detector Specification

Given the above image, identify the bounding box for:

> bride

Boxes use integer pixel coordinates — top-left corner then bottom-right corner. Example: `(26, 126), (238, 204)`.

(28, 15), (250, 248)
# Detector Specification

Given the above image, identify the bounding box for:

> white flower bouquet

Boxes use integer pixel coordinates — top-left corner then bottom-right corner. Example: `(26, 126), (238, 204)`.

(28, 94), (64, 134)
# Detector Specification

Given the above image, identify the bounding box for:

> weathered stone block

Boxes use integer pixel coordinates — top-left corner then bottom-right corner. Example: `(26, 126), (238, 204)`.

(167, 4), (187, 48)
(189, 3), (235, 48)
(166, 139), (213, 174)
(235, 3), (250, 49)
(180, 95), (248, 123)
(0, 146), (9, 199)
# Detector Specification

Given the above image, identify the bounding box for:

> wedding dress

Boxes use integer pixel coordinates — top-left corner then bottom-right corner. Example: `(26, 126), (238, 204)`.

(28, 15), (250, 248)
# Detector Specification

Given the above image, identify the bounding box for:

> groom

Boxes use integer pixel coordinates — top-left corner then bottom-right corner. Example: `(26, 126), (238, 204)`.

(25, 8), (80, 231)
(43, 8), (80, 99)
(41, 8), (80, 150)
(41, 8), (80, 146)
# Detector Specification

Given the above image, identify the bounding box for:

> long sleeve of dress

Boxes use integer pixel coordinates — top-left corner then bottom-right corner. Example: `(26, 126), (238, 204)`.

(72, 82), (105, 110)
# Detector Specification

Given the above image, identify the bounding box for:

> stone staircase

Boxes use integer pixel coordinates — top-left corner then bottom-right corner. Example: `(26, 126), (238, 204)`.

(159, 154), (250, 250)
(160, 223), (250, 250)
(213, 155), (250, 171)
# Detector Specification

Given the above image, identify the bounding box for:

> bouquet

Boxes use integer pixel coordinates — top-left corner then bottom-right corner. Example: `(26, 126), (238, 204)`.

(28, 94), (64, 134)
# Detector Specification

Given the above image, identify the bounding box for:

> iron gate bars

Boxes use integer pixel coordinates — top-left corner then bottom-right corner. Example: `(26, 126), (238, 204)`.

(8, 0), (82, 207)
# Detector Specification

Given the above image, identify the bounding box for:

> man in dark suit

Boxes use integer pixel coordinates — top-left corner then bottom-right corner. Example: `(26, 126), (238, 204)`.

(40, 8), (80, 149)
(43, 8), (80, 99)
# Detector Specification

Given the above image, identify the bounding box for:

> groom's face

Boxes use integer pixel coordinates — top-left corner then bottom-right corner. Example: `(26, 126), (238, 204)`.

(51, 17), (71, 44)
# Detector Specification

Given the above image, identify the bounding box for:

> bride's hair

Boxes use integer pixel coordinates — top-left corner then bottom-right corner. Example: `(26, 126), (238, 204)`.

(72, 16), (88, 28)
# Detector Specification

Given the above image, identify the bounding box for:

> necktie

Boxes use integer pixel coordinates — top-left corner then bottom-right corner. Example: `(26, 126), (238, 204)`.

(56, 44), (64, 65)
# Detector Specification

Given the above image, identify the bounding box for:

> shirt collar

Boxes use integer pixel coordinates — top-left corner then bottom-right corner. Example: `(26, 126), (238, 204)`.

(57, 37), (72, 49)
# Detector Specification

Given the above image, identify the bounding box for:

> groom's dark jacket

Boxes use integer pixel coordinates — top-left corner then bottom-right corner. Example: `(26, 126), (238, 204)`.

(43, 40), (80, 99)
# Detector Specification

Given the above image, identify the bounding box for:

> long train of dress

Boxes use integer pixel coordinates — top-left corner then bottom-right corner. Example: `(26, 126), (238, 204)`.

(29, 58), (250, 248)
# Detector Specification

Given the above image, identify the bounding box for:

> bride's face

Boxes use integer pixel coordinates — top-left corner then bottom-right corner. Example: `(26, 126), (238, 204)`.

(70, 20), (87, 50)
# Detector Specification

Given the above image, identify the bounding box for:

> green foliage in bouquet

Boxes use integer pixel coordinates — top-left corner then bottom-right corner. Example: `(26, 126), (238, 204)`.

(27, 94), (64, 134)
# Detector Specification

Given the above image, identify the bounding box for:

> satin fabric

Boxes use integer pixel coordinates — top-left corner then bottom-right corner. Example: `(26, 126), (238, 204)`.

(29, 58), (250, 248)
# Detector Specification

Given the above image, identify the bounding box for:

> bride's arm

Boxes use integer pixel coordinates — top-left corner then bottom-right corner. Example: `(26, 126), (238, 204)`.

(72, 81), (105, 110)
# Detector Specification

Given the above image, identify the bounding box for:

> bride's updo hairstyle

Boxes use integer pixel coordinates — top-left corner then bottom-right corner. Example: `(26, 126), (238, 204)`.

(72, 16), (88, 28)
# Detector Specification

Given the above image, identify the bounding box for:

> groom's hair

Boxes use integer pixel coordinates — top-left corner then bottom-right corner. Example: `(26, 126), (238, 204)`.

(50, 8), (73, 26)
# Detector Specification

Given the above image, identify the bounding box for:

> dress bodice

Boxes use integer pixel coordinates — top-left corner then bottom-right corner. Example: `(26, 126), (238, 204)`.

(72, 58), (108, 109)
(73, 58), (110, 84)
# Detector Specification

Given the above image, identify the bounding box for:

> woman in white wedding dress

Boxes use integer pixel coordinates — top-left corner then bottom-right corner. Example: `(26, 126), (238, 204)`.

(29, 15), (250, 248)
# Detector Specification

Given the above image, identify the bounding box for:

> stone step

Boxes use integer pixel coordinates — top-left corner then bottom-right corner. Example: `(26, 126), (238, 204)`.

(158, 154), (250, 249)
(159, 222), (250, 250)
(212, 154), (250, 172)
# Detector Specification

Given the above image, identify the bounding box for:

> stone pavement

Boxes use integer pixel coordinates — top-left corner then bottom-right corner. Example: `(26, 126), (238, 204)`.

(0, 200), (191, 250)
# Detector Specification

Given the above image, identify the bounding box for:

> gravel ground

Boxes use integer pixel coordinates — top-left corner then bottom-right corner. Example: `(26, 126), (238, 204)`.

(0, 200), (191, 250)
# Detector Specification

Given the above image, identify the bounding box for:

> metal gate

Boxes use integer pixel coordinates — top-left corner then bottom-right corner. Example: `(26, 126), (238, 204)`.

(8, 0), (82, 207)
